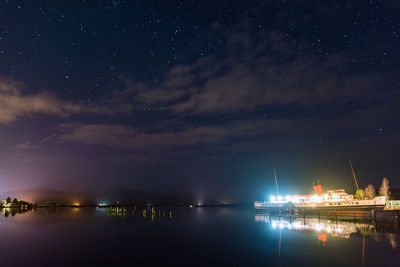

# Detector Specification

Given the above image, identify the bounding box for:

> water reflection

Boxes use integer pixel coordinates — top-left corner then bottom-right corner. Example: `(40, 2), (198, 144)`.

(1, 205), (175, 222)
(255, 214), (398, 249)
(0, 208), (399, 266)
(104, 206), (174, 221)
(256, 213), (400, 267)
(1, 206), (33, 218)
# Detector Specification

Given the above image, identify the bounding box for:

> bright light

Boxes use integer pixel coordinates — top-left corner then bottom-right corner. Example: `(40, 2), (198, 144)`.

(311, 195), (323, 203)
(270, 195), (289, 204)
(293, 221), (303, 229)
(73, 203), (80, 207)
(291, 197), (299, 203)
(314, 223), (322, 232)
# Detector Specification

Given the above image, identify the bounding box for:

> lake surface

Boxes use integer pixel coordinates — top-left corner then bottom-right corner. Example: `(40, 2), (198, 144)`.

(1, 207), (399, 266)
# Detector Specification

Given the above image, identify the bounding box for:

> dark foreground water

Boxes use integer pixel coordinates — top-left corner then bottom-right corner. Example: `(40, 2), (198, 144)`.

(1, 207), (399, 267)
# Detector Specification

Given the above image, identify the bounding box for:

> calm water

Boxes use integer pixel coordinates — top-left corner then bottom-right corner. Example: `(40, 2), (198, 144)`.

(0, 207), (399, 266)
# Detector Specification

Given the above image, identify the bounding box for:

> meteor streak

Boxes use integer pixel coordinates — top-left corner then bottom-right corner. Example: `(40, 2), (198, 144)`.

(38, 134), (56, 144)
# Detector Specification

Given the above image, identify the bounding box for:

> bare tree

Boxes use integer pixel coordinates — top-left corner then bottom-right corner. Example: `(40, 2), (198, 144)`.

(379, 177), (391, 199)
(364, 184), (376, 199)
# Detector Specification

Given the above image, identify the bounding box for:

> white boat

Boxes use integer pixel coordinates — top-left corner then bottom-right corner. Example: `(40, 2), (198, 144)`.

(254, 189), (386, 209)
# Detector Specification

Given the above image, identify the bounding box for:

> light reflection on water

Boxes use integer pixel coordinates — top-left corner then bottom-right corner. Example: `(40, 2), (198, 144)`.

(256, 214), (372, 238)
(104, 206), (174, 220)
(1, 206), (33, 217)
(1, 206), (175, 220)
(0, 208), (400, 266)
(255, 213), (400, 267)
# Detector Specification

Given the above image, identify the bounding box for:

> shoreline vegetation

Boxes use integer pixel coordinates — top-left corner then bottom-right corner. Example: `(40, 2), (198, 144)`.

(0, 197), (33, 209)
(0, 197), (34, 217)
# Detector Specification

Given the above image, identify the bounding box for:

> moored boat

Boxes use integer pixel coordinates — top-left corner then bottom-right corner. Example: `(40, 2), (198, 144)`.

(254, 189), (386, 210)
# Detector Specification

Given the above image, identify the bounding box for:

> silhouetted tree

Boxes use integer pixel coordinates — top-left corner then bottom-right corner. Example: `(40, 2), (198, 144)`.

(6, 197), (11, 204)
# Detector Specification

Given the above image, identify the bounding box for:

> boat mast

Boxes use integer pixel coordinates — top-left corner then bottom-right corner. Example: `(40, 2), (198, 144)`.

(348, 160), (360, 191)
(273, 168), (280, 195)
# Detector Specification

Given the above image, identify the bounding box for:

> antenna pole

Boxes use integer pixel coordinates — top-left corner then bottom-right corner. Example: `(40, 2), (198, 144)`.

(273, 168), (280, 195)
(349, 160), (359, 191)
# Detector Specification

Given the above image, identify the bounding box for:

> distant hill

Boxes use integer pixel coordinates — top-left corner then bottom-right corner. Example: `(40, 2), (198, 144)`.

(0, 188), (202, 206)
(0, 188), (79, 204)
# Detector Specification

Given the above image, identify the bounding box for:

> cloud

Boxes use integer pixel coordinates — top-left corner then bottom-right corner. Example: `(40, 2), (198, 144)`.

(171, 36), (382, 113)
(14, 143), (41, 150)
(118, 29), (390, 115)
(0, 76), (125, 123)
(163, 65), (196, 89)
(59, 122), (239, 150)
(57, 118), (333, 151)
(117, 71), (186, 105)
(116, 56), (218, 106)
(57, 97), (400, 162)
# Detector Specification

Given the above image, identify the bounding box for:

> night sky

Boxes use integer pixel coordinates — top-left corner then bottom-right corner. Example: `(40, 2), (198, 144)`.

(0, 1), (400, 202)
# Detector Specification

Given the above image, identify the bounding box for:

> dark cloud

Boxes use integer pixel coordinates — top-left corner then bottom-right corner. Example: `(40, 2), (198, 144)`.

(117, 30), (390, 116)
(0, 76), (131, 123)
(58, 100), (399, 157)
(14, 143), (41, 150)
(58, 122), (252, 150)
(171, 32), (385, 113)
